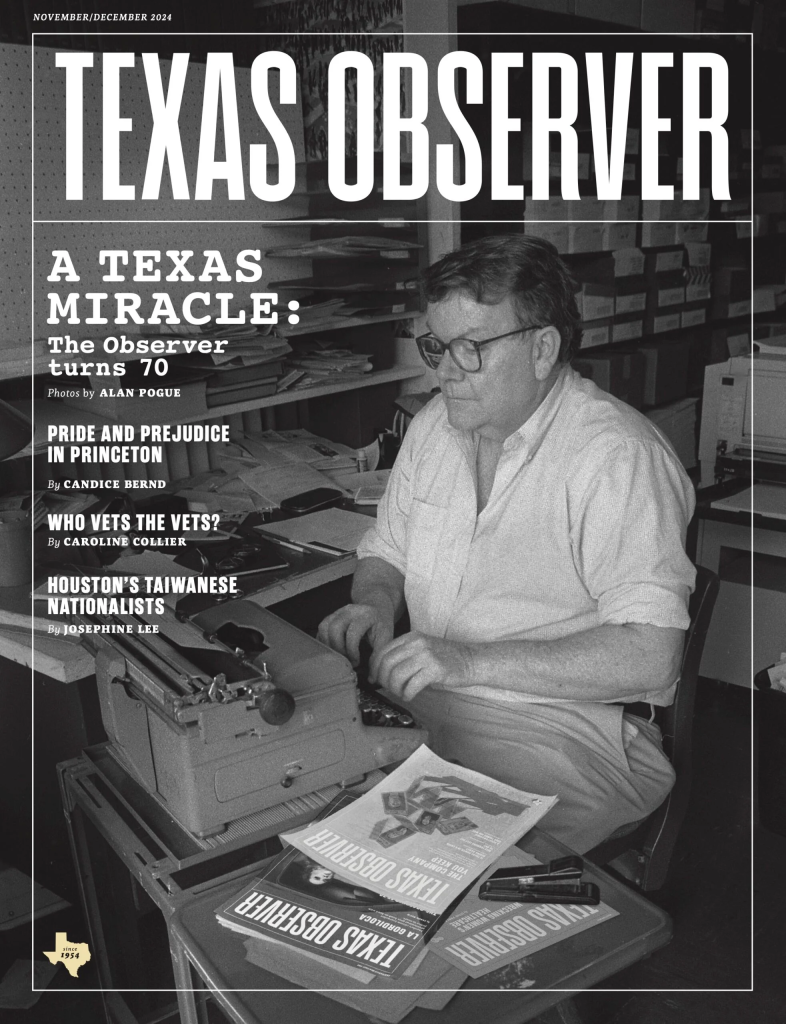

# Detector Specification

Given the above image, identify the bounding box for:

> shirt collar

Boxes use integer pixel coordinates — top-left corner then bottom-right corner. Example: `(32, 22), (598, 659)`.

(502, 365), (573, 457)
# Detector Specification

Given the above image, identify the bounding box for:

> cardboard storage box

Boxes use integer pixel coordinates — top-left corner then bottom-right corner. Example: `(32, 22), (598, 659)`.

(612, 316), (644, 343)
(642, 310), (683, 336)
(613, 247), (645, 277)
(640, 222), (677, 248)
(644, 246), (685, 277)
(602, 222), (638, 250)
(681, 304), (709, 329)
(577, 283), (616, 321)
(523, 219), (569, 253)
(579, 319), (612, 350)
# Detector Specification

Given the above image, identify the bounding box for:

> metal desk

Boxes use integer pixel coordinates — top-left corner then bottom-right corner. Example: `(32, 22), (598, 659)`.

(58, 746), (384, 1024)
(59, 749), (672, 1024)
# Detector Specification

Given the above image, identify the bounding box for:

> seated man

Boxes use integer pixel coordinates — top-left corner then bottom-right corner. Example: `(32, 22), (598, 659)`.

(318, 235), (696, 853)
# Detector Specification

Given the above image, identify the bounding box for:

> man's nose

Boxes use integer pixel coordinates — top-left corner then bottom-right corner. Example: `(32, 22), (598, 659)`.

(436, 349), (463, 381)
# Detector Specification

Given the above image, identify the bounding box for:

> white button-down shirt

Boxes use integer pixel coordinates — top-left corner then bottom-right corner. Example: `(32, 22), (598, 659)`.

(357, 367), (696, 707)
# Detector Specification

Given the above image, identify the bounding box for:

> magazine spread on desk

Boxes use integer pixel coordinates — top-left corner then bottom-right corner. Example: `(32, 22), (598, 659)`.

(281, 745), (558, 916)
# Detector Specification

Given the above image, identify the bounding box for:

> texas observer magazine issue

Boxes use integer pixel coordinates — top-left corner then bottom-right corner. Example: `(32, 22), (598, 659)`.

(0, 1), (767, 1022)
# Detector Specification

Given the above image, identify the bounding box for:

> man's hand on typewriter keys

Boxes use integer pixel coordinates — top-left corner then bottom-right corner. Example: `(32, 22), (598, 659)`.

(317, 603), (394, 668)
(370, 633), (473, 703)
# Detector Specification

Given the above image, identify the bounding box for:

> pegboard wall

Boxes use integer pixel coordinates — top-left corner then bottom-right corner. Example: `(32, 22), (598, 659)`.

(1, 44), (33, 343)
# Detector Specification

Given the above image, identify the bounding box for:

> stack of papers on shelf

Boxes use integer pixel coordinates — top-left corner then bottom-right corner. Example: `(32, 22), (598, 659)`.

(264, 236), (422, 259)
(282, 344), (374, 389)
(172, 439), (360, 512)
(274, 298), (354, 337)
(198, 360), (286, 408)
(273, 296), (418, 338)
(241, 429), (357, 472)
(287, 349), (373, 374)
(270, 268), (419, 293)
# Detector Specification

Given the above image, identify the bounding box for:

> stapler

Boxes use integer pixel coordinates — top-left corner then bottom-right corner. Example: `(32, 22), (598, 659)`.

(479, 856), (600, 905)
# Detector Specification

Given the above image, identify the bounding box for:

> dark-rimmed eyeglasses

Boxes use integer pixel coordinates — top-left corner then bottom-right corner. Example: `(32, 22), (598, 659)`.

(415, 324), (549, 373)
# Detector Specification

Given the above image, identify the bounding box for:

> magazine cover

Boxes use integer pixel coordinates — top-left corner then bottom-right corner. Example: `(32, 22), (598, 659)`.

(216, 790), (454, 979)
(281, 744), (557, 915)
(218, 845), (442, 978)
(427, 847), (619, 979)
(0, 1), (761, 1019)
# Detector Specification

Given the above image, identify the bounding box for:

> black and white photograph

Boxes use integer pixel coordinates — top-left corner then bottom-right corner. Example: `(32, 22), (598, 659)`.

(0, 0), (781, 1021)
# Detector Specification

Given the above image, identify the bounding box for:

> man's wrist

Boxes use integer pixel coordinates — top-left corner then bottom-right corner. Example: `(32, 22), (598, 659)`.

(353, 588), (397, 624)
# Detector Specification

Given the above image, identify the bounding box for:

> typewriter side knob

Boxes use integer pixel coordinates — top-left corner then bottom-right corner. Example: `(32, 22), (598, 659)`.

(242, 661), (295, 725)
(250, 687), (296, 726)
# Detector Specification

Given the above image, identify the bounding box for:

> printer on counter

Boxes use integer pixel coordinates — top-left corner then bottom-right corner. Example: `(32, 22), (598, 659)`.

(699, 352), (786, 488)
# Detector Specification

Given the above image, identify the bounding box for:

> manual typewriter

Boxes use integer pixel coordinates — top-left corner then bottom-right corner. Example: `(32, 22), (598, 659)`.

(77, 596), (427, 837)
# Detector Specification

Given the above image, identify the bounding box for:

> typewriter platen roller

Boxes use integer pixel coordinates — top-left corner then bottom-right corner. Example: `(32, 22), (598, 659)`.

(83, 600), (428, 837)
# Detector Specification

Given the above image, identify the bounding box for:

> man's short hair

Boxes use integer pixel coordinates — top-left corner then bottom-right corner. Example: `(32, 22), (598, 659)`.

(421, 235), (581, 365)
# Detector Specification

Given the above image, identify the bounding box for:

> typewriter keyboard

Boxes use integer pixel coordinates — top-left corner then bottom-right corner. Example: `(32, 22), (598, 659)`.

(357, 687), (416, 728)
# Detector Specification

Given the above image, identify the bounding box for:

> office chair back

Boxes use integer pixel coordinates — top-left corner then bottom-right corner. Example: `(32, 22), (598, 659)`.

(586, 566), (720, 889)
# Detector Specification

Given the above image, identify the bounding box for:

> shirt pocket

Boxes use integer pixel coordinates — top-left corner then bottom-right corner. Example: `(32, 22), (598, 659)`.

(405, 499), (449, 581)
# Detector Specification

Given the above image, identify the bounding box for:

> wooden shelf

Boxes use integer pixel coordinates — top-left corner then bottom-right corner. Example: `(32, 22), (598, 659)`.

(186, 366), (425, 424)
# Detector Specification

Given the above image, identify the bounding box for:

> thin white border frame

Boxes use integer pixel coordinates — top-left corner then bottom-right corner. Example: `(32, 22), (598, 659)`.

(28, 26), (756, 997)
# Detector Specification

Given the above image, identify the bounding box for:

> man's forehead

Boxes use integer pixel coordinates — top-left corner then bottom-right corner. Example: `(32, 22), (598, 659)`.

(426, 291), (520, 333)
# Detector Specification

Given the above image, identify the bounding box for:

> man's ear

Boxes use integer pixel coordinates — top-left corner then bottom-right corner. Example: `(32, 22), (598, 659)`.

(532, 327), (562, 380)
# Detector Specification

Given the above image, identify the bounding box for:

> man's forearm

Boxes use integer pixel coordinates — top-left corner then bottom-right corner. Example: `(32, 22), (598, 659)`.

(464, 623), (684, 702)
(351, 556), (406, 623)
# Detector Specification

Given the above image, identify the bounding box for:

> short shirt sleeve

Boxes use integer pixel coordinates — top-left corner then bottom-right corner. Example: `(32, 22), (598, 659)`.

(354, 426), (414, 575)
(569, 439), (696, 629)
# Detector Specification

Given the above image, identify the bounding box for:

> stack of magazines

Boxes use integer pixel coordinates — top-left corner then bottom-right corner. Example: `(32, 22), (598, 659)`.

(183, 327), (292, 407)
(215, 746), (562, 1021)
(264, 235), (422, 260)
(284, 343), (374, 389)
